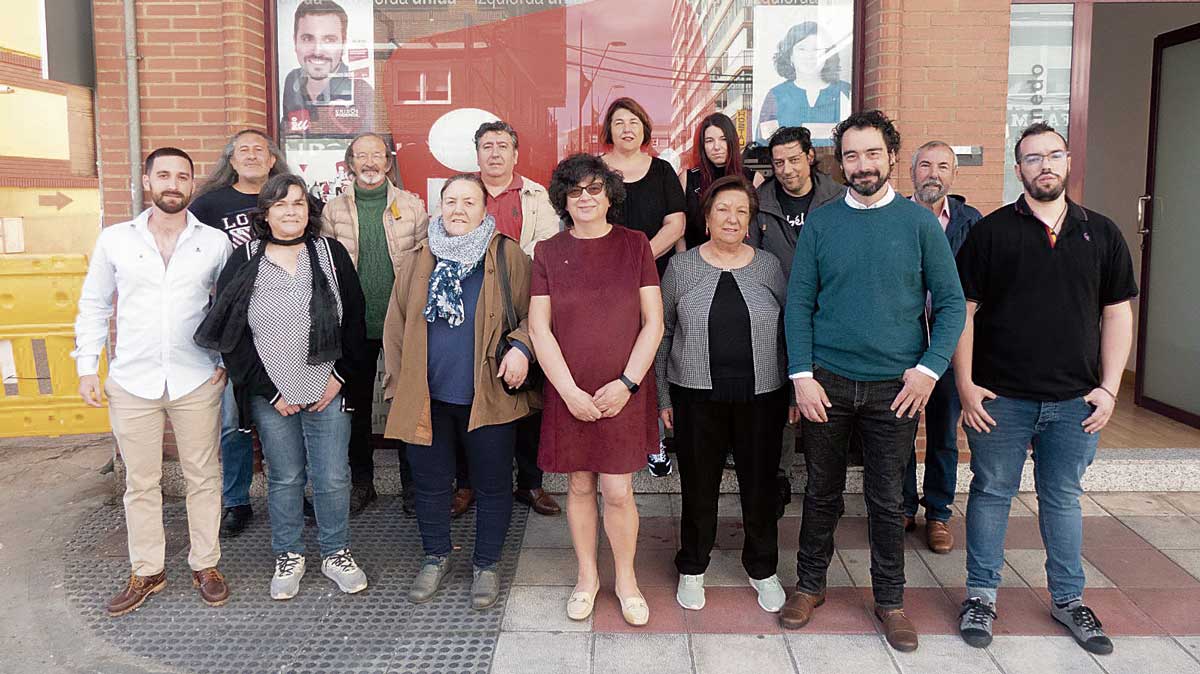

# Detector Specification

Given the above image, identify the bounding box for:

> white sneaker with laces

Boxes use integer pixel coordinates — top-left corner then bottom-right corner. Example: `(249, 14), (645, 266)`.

(322, 548), (368, 594)
(270, 552), (306, 600)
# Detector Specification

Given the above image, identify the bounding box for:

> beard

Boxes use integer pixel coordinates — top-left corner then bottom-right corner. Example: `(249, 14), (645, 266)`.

(152, 190), (189, 214)
(848, 162), (892, 197)
(1022, 170), (1067, 202)
(914, 179), (948, 204)
(356, 168), (386, 186)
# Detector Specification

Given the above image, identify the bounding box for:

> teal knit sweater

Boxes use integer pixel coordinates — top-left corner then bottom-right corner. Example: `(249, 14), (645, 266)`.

(355, 182), (393, 340)
(784, 196), (965, 381)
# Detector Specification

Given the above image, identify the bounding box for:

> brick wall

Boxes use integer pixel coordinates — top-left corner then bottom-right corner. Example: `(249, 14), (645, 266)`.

(93, 0), (270, 224)
(862, 0), (1011, 215)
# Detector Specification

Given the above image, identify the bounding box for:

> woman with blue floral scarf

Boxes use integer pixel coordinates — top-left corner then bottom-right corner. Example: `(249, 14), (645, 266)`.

(380, 174), (538, 610)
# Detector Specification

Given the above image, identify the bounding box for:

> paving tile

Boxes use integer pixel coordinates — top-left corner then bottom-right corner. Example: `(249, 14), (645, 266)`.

(633, 494), (674, 517)
(521, 512), (577, 549)
(1083, 546), (1200, 589)
(491, 632), (592, 674)
(692, 633), (795, 674)
(681, 587), (782, 634)
(592, 633), (692, 674)
(1081, 516), (1155, 551)
(1032, 588), (1165, 636)
(591, 584), (687, 634)
(947, 587), (1063, 636)
(1100, 636), (1200, 674)
(1004, 549), (1114, 588)
(513, 548), (578, 586)
(890, 634), (1002, 673)
(599, 516), (677, 550)
(785, 633), (896, 673)
(598, 546), (678, 588)
(716, 494), (745, 517)
(1123, 588), (1200, 636)
(833, 517), (871, 549)
(842, 493), (869, 517)
(921, 548), (1028, 588)
(699, 548), (756, 587)
(1116, 516), (1200, 550)
(1091, 492), (1184, 516)
(789, 587), (876, 634)
(1176, 636), (1200, 662)
(998, 516), (1046, 549)
(881, 587), (960, 635)
(1163, 549), (1200, 582)
(712, 517), (749, 549)
(501, 585), (592, 632)
(986, 636), (1106, 673)
(1017, 492), (1109, 516)
(772, 549), (853, 589)
(777, 516), (800, 547)
(1163, 493), (1200, 516)
(840, 549), (939, 588)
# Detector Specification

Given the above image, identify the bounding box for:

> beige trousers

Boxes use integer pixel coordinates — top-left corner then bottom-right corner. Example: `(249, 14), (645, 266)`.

(106, 378), (223, 575)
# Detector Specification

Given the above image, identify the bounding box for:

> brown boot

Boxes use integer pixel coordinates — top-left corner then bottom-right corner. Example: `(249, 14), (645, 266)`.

(192, 567), (230, 607)
(106, 571), (167, 617)
(451, 488), (475, 519)
(904, 516), (917, 532)
(779, 590), (825, 630)
(925, 520), (954, 554)
(875, 606), (919, 652)
(515, 488), (562, 516)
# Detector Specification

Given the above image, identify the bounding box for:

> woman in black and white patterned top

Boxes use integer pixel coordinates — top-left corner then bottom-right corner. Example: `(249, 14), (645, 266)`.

(197, 174), (369, 602)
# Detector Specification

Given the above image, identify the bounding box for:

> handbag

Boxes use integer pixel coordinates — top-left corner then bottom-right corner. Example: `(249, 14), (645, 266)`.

(493, 237), (544, 394)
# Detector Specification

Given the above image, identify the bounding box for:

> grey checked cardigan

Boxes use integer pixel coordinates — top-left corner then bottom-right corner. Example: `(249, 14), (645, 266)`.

(655, 246), (788, 410)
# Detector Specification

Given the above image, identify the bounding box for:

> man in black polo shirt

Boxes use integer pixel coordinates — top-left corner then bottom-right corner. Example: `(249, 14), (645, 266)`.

(953, 123), (1137, 655)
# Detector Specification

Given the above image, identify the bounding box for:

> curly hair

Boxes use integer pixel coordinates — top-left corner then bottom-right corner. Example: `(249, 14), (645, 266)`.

(251, 174), (323, 240)
(548, 153), (626, 227)
(773, 22), (842, 83)
(833, 110), (902, 162)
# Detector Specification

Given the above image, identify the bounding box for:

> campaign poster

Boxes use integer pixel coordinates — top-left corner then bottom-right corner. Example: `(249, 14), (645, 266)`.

(277, 0), (376, 137)
(751, 0), (855, 147)
(285, 138), (354, 203)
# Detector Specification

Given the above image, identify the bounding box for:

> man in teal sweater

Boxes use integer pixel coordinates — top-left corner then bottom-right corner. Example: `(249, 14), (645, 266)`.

(778, 111), (965, 653)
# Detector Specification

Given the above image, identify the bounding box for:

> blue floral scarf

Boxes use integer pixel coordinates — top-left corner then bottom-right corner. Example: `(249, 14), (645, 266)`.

(423, 213), (496, 327)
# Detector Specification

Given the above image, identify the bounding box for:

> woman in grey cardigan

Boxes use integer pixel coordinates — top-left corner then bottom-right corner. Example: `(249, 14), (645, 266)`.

(656, 175), (799, 615)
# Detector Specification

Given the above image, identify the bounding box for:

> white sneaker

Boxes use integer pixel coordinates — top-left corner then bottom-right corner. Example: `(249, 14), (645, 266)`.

(322, 548), (368, 594)
(749, 574), (786, 613)
(676, 573), (706, 610)
(270, 552), (306, 600)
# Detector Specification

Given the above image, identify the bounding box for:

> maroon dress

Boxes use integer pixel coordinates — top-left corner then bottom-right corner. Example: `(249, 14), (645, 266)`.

(531, 226), (661, 474)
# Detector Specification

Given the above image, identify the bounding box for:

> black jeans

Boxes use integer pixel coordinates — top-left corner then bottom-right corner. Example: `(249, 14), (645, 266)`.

(407, 401), (516, 568)
(456, 412), (543, 491)
(673, 386), (786, 580)
(348, 339), (412, 490)
(795, 367), (918, 609)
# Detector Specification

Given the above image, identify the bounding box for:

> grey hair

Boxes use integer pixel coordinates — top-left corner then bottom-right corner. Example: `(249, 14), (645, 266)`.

(195, 129), (291, 198)
(344, 132), (397, 182)
(910, 140), (958, 173)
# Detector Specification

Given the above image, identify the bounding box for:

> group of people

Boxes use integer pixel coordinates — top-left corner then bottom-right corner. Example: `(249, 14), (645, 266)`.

(74, 96), (1136, 657)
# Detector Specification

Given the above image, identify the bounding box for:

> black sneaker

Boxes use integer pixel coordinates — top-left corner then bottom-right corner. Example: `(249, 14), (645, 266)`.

(1052, 600), (1113, 655)
(959, 596), (997, 648)
(647, 443), (672, 477)
(303, 496), (315, 523)
(349, 483), (377, 516)
(219, 504), (252, 538)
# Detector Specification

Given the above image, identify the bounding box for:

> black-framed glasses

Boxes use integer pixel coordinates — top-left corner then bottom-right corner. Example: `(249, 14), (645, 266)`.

(566, 182), (605, 199)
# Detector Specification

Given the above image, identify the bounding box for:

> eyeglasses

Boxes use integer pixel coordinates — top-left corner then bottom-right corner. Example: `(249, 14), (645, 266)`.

(566, 182), (605, 199)
(353, 152), (388, 162)
(1019, 150), (1069, 167)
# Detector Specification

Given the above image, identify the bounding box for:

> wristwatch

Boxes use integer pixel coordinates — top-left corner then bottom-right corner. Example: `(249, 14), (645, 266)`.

(618, 374), (640, 394)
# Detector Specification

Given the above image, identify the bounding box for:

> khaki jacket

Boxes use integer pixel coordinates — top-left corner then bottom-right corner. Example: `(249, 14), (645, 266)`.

(382, 233), (538, 445)
(514, 176), (562, 258)
(320, 180), (430, 272)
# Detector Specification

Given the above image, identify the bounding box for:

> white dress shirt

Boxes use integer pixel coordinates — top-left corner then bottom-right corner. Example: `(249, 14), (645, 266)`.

(73, 208), (232, 400)
(790, 183), (939, 382)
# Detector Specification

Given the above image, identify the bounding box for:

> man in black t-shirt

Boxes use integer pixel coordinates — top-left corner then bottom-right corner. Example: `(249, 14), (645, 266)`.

(954, 123), (1138, 655)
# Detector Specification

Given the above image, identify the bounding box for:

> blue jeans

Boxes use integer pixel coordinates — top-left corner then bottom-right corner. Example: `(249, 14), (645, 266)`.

(902, 370), (961, 522)
(251, 395), (352, 557)
(220, 381), (254, 508)
(965, 395), (1098, 605)
(407, 401), (515, 569)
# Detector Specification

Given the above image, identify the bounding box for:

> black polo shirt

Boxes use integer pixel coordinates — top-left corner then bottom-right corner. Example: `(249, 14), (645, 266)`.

(956, 195), (1138, 401)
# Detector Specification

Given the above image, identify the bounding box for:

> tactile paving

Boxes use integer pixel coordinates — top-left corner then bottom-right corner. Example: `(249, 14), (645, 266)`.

(63, 496), (529, 673)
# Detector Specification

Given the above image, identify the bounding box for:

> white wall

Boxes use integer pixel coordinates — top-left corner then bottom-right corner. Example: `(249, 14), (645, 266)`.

(1083, 3), (1200, 371)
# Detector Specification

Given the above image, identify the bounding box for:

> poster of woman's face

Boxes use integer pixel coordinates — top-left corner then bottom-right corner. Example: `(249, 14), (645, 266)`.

(752, 1), (854, 147)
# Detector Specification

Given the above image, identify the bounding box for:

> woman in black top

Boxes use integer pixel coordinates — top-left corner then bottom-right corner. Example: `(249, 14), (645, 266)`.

(655, 176), (799, 616)
(681, 113), (758, 250)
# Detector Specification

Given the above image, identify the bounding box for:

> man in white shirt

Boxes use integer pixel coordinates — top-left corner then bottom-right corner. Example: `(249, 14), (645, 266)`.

(74, 148), (233, 617)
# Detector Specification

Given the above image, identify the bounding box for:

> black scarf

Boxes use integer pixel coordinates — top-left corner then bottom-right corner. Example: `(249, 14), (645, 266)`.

(195, 234), (342, 365)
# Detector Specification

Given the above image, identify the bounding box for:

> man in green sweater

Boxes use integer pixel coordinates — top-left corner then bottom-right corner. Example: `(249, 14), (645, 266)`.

(778, 111), (965, 652)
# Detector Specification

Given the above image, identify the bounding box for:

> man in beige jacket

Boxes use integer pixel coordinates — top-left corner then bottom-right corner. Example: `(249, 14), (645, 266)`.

(321, 131), (429, 515)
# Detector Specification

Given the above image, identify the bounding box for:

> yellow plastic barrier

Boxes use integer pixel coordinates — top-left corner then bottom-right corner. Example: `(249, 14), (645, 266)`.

(0, 254), (110, 437)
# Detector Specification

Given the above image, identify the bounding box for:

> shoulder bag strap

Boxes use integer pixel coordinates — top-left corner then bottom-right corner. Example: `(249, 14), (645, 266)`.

(494, 237), (519, 336)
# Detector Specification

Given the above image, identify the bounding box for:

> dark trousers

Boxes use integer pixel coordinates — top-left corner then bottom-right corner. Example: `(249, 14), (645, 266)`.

(795, 368), (918, 609)
(456, 411), (543, 491)
(348, 339), (412, 491)
(902, 369), (961, 522)
(407, 401), (515, 568)
(673, 386), (786, 580)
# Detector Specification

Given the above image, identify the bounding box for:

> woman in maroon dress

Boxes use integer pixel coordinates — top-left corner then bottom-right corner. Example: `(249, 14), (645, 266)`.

(529, 154), (664, 626)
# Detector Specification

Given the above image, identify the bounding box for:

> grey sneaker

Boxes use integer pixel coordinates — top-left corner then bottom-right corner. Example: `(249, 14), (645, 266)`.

(321, 548), (368, 594)
(471, 567), (501, 610)
(749, 574), (786, 613)
(959, 596), (997, 648)
(270, 552), (306, 600)
(1052, 600), (1113, 655)
(676, 573), (706, 610)
(408, 555), (451, 604)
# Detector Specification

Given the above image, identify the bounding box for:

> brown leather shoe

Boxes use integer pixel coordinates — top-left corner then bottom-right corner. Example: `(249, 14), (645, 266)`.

(192, 567), (230, 607)
(779, 590), (825, 630)
(926, 520), (954, 554)
(106, 571), (167, 617)
(904, 516), (917, 532)
(875, 606), (919, 652)
(515, 488), (562, 516)
(451, 488), (475, 519)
